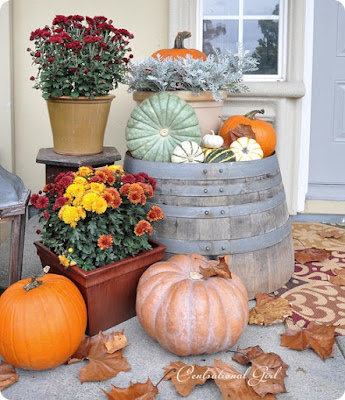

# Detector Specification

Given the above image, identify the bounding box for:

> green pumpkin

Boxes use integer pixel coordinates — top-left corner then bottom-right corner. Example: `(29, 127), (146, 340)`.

(204, 148), (236, 163)
(126, 93), (201, 162)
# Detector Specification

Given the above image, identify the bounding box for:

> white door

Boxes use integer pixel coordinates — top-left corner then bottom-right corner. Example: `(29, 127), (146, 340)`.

(308, 0), (345, 200)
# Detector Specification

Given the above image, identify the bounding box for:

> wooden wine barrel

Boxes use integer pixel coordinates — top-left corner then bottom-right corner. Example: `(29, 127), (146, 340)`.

(124, 153), (294, 299)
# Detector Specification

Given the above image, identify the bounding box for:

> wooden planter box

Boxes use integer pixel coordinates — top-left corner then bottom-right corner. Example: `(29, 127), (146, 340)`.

(34, 240), (166, 336)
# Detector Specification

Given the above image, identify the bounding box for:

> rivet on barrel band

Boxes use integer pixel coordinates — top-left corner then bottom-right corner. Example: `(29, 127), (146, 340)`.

(204, 188), (208, 193)
(221, 210), (225, 215)
(206, 246), (210, 251)
(205, 210), (209, 215)
(203, 169), (207, 174)
(219, 188), (224, 192)
(219, 169), (223, 173)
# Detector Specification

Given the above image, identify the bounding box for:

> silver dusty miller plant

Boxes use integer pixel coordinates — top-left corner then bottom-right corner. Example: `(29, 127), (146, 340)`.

(127, 47), (258, 101)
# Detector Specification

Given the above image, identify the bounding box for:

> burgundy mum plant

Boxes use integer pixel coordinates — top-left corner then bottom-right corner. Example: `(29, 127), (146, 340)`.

(28, 15), (134, 99)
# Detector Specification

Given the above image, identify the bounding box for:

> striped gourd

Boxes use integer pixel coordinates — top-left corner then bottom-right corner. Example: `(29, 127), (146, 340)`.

(204, 148), (236, 163)
(171, 141), (204, 163)
(230, 137), (264, 162)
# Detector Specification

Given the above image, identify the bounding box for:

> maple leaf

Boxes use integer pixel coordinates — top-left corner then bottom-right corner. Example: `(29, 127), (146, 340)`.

(329, 268), (345, 286)
(104, 378), (158, 400)
(232, 345), (264, 365)
(228, 124), (256, 143)
(199, 256), (232, 280)
(74, 331), (130, 383)
(67, 335), (92, 364)
(163, 361), (212, 397)
(281, 322), (336, 360)
(0, 361), (18, 391)
(294, 248), (332, 263)
(248, 353), (289, 397)
(212, 359), (276, 400)
(105, 331), (128, 353)
(318, 229), (344, 239)
(249, 293), (293, 326)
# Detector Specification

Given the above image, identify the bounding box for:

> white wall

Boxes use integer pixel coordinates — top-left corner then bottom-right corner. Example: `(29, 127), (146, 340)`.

(12, 0), (169, 193)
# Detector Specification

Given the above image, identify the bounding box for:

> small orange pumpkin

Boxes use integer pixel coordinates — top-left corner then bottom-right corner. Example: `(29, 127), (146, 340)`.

(0, 274), (87, 370)
(136, 254), (248, 356)
(152, 31), (207, 61)
(219, 109), (277, 158)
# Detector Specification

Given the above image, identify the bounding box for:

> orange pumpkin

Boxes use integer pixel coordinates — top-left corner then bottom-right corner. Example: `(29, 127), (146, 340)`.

(220, 109), (277, 157)
(0, 274), (87, 370)
(136, 254), (248, 356)
(152, 31), (207, 61)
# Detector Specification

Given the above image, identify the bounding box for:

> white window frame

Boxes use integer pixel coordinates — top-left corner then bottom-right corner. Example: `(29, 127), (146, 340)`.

(196, 0), (288, 81)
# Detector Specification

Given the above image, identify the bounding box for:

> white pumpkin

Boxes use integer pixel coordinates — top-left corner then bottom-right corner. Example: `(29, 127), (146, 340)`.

(201, 130), (224, 149)
(171, 141), (204, 163)
(230, 137), (264, 161)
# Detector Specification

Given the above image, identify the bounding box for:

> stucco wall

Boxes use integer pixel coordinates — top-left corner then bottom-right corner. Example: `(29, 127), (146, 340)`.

(12, 0), (169, 193)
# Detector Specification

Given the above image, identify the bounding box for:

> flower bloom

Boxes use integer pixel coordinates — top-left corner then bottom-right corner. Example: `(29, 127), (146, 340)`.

(60, 205), (80, 227)
(92, 196), (108, 214)
(77, 166), (93, 177)
(147, 205), (164, 222)
(108, 164), (124, 174)
(134, 220), (153, 236)
(82, 192), (99, 211)
(97, 234), (113, 250)
(36, 195), (49, 209)
(53, 195), (67, 210)
(66, 183), (85, 197)
(58, 254), (70, 267)
(119, 183), (130, 196)
(73, 176), (88, 185)
(90, 182), (105, 194)
(43, 210), (50, 220)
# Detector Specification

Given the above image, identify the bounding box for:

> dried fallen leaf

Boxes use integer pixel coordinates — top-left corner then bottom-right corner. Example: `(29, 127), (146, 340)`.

(294, 248), (332, 263)
(249, 293), (293, 326)
(318, 229), (344, 239)
(163, 361), (212, 397)
(213, 359), (276, 400)
(281, 322), (336, 360)
(228, 124), (256, 143)
(248, 353), (288, 397)
(67, 335), (92, 364)
(74, 331), (130, 383)
(104, 378), (158, 400)
(199, 256), (232, 280)
(0, 361), (18, 391)
(329, 268), (345, 286)
(105, 330), (127, 353)
(232, 345), (264, 365)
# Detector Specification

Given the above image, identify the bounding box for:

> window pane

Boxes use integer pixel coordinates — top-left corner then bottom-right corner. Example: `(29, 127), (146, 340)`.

(203, 0), (239, 16)
(203, 20), (239, 55)
(244, 0), (279, 16)
(243, 20), (279, 74)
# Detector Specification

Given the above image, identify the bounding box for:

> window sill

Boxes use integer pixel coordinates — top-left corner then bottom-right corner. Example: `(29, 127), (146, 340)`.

(227, 81), (305, 99)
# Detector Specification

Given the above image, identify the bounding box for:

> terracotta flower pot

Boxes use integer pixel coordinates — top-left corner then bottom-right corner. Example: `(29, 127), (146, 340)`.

(46, 95), (115, 156)
(34, 239), (166, 336)
(132, 90), (227, 137)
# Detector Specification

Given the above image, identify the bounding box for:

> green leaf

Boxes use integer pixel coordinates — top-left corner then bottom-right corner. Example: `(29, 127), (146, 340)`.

(71, 90), (79, 99)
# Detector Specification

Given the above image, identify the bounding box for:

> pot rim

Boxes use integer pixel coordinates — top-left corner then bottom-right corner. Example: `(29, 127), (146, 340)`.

(46, 94), (116, 103)
(132, 90), (227, 102)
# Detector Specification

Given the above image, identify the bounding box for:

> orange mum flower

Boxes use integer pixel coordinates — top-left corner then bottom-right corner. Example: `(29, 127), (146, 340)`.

(95, 169), (107, 183)
(141, 194), (146, 205)
(106, 173), (115, 185)
(134, 220), (153, 236)
(104, 188), (122, 208)
(97, 234), (114, 250)
(119, 183), (131, 196)
(139, 183), (154, 198)
(147, 205), (164, 222)
(101, 191), (114, 206)
(129, 183), (144, 195)
(128, 191), (141, 204)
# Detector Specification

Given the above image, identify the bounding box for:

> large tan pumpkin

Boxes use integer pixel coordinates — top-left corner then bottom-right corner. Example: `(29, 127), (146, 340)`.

(136, 254), (249, 356)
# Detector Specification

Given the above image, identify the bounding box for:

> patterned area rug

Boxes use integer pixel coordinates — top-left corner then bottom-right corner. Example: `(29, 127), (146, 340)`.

(274, 222), (345, 335)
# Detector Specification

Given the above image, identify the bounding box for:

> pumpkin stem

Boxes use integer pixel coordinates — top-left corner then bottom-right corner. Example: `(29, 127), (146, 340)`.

(174, 31), (191, 49)
(24, 277), (43, 292)
(244, 109), (265, 120)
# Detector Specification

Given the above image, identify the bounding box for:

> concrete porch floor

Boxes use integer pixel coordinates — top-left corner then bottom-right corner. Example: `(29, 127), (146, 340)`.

(0, 215), (345, 400)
